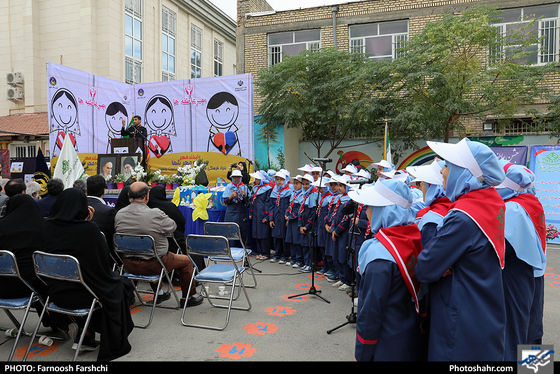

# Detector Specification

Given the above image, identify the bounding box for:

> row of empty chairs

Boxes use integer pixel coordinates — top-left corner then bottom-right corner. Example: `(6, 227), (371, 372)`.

(0, 222), (255, 361)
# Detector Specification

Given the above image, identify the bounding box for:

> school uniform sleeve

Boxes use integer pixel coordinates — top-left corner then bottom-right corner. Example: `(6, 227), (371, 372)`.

(355, 258), (393, 361)
(415, 211), (475, 284)
(420, 222), (439, 249)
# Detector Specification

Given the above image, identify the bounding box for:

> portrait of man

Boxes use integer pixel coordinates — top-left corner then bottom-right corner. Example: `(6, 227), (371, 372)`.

(98, 155), (117, 181)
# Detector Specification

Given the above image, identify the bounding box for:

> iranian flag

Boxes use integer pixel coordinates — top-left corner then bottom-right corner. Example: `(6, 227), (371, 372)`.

(384, 121), (392, 164)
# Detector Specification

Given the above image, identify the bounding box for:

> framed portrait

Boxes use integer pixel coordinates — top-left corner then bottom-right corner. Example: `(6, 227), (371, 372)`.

(98, 154), (117, 181)
(118, 154), (141, 180)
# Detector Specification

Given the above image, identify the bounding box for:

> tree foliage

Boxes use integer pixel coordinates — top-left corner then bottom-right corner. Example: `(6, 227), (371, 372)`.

(255, 48), (393, 158)
(383, 4), (558, 142)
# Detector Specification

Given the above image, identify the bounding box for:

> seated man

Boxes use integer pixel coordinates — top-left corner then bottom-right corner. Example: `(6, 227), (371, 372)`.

(36, 178), (64, 217)
(114, 181), (202, 308)
(26, 181), (42, 200)
(0, 178), (27, 218)
(86, 174), (118, 263)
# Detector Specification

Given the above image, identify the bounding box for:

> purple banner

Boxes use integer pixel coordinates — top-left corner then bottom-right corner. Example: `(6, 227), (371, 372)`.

(490, 146), (528, 166)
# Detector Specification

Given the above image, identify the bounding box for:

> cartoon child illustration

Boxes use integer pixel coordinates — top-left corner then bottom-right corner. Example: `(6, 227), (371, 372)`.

(105, 102), (129, 153)
(206, 91), (241, 156)
(144, 94), (176, 157)
(50, 88), (80, 156)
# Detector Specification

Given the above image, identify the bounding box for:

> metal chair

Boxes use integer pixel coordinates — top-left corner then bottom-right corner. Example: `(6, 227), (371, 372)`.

(23, 251), (101, 362)
(203, 222), (257, 288)
(113, 233), (180, 329)
(0, 251), (41, 361)
(181, 234), (251, 331)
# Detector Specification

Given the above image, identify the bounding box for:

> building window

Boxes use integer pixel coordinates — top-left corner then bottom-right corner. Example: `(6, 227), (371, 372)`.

(349, 20), (409, 61)
(125, 0), (142, 83)
(214, 39), (224, 77)
(162, 7), (176, 81)
(191, 24), (202, 79)
(267, 29), (321, 66)
(11, 143), (37, 158)
(490, 4), (559, 65)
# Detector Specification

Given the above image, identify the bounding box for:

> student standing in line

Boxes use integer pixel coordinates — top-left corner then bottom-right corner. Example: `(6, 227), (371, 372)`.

(249, 171), (273, 260)
(285, 175), (303, 267)
(268, 171), (293, 263)
(416, 138), (507, 361)
(298, 174), (319, 272)
(496, 161), (546, 360)
(314, 178), (333, 275)
(330, 175), (354, 291)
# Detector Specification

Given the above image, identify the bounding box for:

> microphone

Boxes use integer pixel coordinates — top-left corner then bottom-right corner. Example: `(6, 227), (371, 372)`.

(312, 158), (333, 163)
(346, 178), (374, 185)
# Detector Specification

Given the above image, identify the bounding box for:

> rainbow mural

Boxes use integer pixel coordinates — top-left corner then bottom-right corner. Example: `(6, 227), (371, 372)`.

(397, 146), (437, 170)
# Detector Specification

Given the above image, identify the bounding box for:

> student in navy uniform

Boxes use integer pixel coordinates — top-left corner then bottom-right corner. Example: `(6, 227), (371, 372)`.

(268, 171), (293, 263)
(298, 174), (319, 272)
(407, 159), (453, 248)
(222, 169), (249, 245)
(528, 175), (547, 345)
(285, 175), (303, 267)
(324, 176), (343, 282)
(314, 178), (333, 276)
(416, 138), (507, 361)
(496, 161), (547, 360)
(350, 179), (425, 361)
(249, 171), (273, 260)
(330, 175), (354, 291)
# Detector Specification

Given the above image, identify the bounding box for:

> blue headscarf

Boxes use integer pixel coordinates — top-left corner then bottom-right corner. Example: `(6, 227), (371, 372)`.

(444, 140), (505, 202)
(251, 173), (272, 197)
(357, 179), (415, 274)
(495, 160), (544, 273)
(269, 175), (293, 199)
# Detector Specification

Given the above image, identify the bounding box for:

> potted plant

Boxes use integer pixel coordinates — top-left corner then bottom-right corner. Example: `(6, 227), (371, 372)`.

(106, 176), (116, 190)
(163, 174), (175, 190)
(149, 169), (162, 187)
(114, 173), (127, 189)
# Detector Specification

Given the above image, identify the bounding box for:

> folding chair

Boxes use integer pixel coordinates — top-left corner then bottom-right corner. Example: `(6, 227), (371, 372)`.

(113, 233), (180, 329)
(203, 222), (257, 288)
(23, 251), (101, 362)
(0, 251), (41, 361)
(181, 234), (251, 331)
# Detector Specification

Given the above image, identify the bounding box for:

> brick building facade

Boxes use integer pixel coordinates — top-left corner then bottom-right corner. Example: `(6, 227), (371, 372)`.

(237, 0), (560, 171)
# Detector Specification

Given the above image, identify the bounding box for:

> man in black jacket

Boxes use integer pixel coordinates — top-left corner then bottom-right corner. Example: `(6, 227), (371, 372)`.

(86, 174), (118, 264)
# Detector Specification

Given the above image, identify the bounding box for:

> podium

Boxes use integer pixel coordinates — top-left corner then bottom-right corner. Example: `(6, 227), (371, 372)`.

(110, 138), (146, 168)
(110, 138), (143, 154)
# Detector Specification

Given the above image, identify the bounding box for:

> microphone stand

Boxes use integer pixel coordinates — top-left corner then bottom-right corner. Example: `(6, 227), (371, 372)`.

(327, 180), (368, 334)
(130, 125), (149, 169)
(288, 160), (330, 303)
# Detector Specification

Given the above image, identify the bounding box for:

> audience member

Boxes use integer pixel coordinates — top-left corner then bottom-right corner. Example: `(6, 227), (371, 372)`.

(86, 175), (117, 262)
(0, 178), (27, 218)
(114, 181), (203, 308)
(73, 178), (87, 193)
(43, 188), (134, 361)
(36, 178), (64, 217)
(114, 185), (131, 212)
(26, 181), (42, 200)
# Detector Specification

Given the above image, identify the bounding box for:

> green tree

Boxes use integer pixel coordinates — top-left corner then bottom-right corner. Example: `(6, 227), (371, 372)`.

(382, 4), (557, 143)
(255, 47), (392, 158)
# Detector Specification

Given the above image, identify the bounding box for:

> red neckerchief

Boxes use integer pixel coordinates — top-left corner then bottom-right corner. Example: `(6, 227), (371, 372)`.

(287, 189), (303, 213)
(327, 192), (340, 210)
(298, 187), (318, 214)
(451, 188), (506, 268)
(329, 193), (347, 220)
(507, 194), (547, 254)
(275, 183), (291, 206)
(374, 224), (424, 315)
(251, 184), (264, 203)
(416, 196), (453, 221)
(316, 191), (332, 215)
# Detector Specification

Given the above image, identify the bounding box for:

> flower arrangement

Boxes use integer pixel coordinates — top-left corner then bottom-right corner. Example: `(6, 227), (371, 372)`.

(547, 224), (559, 241)
(130, 165), (156, 183)
(114, 173), (127, 183)
(177, 159), (208, 186)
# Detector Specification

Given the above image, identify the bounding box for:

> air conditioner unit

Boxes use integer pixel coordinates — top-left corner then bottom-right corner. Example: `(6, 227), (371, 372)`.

(6, 72), (23, 85)
(7, 86), (24, 100)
